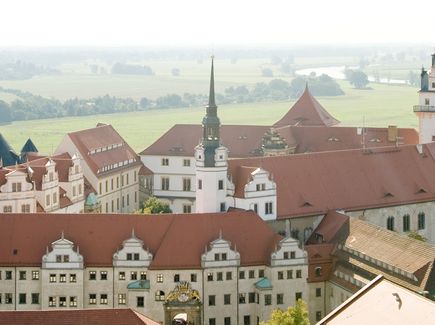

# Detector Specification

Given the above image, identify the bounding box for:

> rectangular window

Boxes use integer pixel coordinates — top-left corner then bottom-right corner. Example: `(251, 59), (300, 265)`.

(48, 296), (56, 307)
(316, 311), (322, 322)
(403, 214), (410, 232)
(224, 317), (231, 325)
(31, 270), (39, 280)
(174, 274), (180, 282)
(226, 271), (232, 280)
(19, 271), (26, 280)
(264, 294), (272, 305)
(278, 271), (284, 280)
(59, 296), (67, 307)
(425, 98), (430, 105)
(217, 272), (223, 281)
(239, 293), (246, 304)
(244, 315), (251, 325)
(19, 293), (26, 304)
(249, 270), (255, 279)
(224, 294), (231, 305)
(287, 270), (293, 279)
(157, 274), (163, 283)
(183, 204), (192, 213)
(183, 159), (191, 167)
(208, 295), (215, 306)
(198, 179), (202, 190)
(46, 194), (50, 206)
(277, 293), (284, 304)
(131, 271), (137, 280)
(111, 178), (114, 190)
(31, 293), (39, 304)
(134, 171), (137, 182)
(3, 206), (12, 213)
(220, 202), (226, 212)
(89, 294), (97, 305)
(209, 319), (216, 325)
(140, 271), (147, 280)
(162, 158), (169, 166)
(387, 216), (395, 231)
(127, 194), (130, 206)
(100, 294), (108, 304)
(49, 274), (56, 283)
(5, 293), (12, 304)
(191, 273), (197, 282)
(248, 292), (256, 303)
(59, 274), (66, 283)
(218, 180), (224, 190)
(118, 293), (126, 305)
(134, 254), (140, 261)
(70, 296), (77, 307)
(296, 270), (302, 278)
(253, 203), (258, 213)
(6, 270), (12, 280)
(12, 182), (22, 192)
(100, 271), (108, 280)
(265, 202), (273, 214)
(295, 292), (302, 301)
(207, 273), (213, 281)
(127, 253), (132, 260)
(89, 271), (96, 280)
(418, 212), (425, 230)
(316, 288), (322, 297)
(183, 178), (191, 191)
(239, 271), (245, 279)
(259, 269), (264, 278)
(70, 274), (77, 283)
(21, 204), (30, 213)
(137, 296), (144, 307)
(161, 177), (170, 190)
(119, 272), (126, 280)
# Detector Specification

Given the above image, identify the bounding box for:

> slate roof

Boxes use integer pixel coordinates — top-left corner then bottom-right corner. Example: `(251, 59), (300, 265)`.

(0, 308), (160, 325)
(273, 86), (340, 127)
(228, 143), (435, 218)
(21, 138), (38, 154)
(0, 133), (19, 167)
(0, 211), (282, 269)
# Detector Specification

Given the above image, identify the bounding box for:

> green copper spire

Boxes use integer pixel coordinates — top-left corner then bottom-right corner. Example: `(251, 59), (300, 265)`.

(208, 56), (217, 109)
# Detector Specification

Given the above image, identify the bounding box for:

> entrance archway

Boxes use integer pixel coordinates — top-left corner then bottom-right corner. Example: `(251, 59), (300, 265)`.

(163, 282), (202, 325)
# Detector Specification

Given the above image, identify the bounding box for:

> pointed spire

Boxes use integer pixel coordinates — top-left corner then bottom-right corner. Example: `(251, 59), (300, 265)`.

(208, 55), (217, 109)
(131, 228), (136, 238)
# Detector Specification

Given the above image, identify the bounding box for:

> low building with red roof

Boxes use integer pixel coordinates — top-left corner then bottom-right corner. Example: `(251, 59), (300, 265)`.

(0, 210), (309, 325)
(56, 123), (143, 213)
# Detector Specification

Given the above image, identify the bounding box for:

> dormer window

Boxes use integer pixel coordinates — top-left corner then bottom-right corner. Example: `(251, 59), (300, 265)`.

(49, 172), (54, 182)
(222, 253), (227, 261)
(256, 183), (266, 191)
(12, 182), (22, 192)
(214, 253), (220, 261)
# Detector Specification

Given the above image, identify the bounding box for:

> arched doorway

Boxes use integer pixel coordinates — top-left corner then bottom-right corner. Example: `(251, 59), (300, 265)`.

(163, 282), (202, 325)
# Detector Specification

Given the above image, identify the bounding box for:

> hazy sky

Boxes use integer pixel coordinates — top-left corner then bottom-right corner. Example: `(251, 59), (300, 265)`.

(1, 0), (433, 47)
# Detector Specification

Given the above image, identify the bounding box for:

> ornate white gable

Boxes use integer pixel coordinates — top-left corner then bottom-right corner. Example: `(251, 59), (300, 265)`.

(201, 233), (240, 268)
(270, 236), (307, 266)
(113, 230), (153, 267)
(42, 233), (83, 269)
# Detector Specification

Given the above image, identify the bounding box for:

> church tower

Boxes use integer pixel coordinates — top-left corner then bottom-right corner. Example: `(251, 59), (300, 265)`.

(195, 57), (230, 213)
(414, 52), (435, 143)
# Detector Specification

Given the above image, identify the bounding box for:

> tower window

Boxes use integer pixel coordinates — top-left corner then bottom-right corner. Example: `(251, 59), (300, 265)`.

(218, 180), (224, 190)
(220, 202), (226, 212)
(265, 202), (273, 214)
(198, 179), (202, 190)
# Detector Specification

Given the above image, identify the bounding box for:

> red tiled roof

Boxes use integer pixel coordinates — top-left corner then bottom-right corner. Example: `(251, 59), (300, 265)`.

(273, 86), (340, 127)
(228, 143), (435, 219)
(138, 165), (153, 176)
(233, 166), (259, 198)
(0, 308), (159, 325)
(66, 124), (142, 176)
(141, 124), (417, 158)
(0, 211), (281, 268)
(306, 210), (349, 245)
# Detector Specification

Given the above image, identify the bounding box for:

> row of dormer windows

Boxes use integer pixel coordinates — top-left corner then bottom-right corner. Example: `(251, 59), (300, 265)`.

(89, 143), (122, 155)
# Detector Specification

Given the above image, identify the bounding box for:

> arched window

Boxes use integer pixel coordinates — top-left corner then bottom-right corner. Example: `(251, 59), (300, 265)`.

(315, 267), (322, 277)
(418, 212), (425, 230)
(386, 216), (394, 231)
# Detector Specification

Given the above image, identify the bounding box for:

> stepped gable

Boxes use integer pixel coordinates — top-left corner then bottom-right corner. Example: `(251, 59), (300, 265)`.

(228, 143), (435, 218)
(0, 210), (281, 269)
(273, 86), (340, 127)
(66, 124), (142, 175)
(0, 308), (159, 325)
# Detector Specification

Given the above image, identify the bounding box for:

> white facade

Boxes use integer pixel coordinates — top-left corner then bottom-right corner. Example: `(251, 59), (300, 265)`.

(0, 169), (36, 213)
(0, 233), (311, 324)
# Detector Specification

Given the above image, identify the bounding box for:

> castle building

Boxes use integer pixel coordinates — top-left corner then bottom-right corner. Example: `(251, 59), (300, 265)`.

(0, 152), (85, 214)
(56, 123), (143, 213)
(414, 52), (435, 144)
(140, 61), (418, 215)
(0, 211), (309, 325)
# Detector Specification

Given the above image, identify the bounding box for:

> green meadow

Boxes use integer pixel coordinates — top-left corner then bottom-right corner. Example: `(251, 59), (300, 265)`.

(0, 81), (419, 154)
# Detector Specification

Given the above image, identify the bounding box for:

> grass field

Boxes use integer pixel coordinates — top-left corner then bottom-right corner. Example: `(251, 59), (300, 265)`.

(0, 81), (419, 154)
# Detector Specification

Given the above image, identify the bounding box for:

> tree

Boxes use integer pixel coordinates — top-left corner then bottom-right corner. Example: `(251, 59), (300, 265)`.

(347, 70), (369, 89)
(139, 197), (172, 214)
(408, 231), (427, 242)
(140, 97), (150, 109)
(261, 299), (310, 325)
(0, 100), (12, 123)
(262, 68), (274, 77)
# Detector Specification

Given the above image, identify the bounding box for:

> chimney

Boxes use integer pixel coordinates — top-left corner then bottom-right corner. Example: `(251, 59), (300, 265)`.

(388, 125), (398, 142)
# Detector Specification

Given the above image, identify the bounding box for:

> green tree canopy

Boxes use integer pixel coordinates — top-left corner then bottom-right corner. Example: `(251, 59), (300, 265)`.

(261, 299), (310, 325)
(345, 69), (369, 89)
(139, 196), (172, 214)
